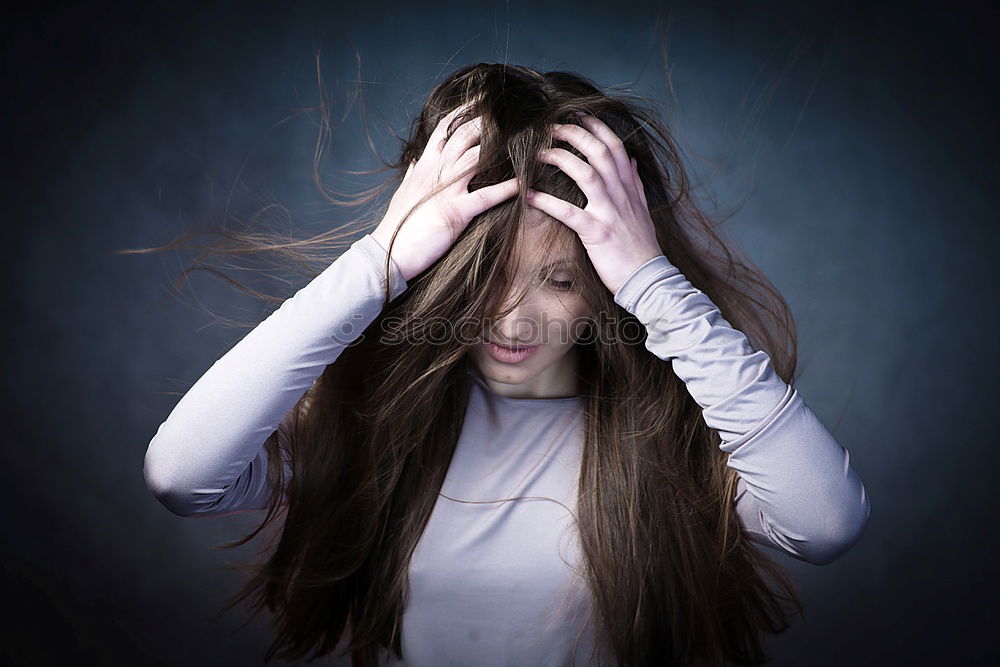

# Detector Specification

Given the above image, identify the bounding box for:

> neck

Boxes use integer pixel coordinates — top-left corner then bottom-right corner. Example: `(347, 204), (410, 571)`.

(469, 348), (581, 399)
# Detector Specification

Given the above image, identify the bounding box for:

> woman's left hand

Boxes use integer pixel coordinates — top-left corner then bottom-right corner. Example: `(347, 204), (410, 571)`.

(525, 113), (666, 296)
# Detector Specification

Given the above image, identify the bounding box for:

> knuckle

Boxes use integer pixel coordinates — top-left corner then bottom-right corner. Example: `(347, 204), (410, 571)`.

(592, 223), (611, 243)
(460, 144), (481, 165)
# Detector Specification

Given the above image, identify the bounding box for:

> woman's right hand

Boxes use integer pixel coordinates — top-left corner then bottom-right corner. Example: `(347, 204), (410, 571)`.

(371, 102), (521, 282)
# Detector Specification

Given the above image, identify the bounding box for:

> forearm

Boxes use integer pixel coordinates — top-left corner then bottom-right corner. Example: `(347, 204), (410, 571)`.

(614, 255), (870, 564)
(613, 255), (788, 441)
(143, 233), (407, 517)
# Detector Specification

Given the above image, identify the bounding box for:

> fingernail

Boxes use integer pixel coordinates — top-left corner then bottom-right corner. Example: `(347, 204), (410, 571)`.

(525, 189), (536, 198)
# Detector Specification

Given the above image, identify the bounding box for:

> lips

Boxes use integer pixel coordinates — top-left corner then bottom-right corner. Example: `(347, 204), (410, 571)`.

(486, 339), (537, 350)
(484, 338), (538, 352)
(485, 339), (542, 364)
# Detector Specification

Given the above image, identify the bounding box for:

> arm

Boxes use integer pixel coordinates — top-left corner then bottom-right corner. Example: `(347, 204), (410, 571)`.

(614, 256), (871, 565)
(143, 233), (408, 517)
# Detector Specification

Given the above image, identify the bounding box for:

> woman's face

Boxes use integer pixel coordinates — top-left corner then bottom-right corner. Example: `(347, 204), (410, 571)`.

(468, 211), (592, 398)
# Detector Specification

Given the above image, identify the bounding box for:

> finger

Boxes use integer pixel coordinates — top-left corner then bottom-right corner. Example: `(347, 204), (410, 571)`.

(551, 119), (630, 206)
(536, 147), (613, 212)
(632, 158), (648, 210)
(625, 156), (640, 202)
(441, 115), (484, 166)
(459, 177), (520, 220)
(453, 144), (482, 185)
(403, 160), (415, 181)
(577, 114), (633, 196)
(523, 188), (592, 236)
(620, 155), (637, 201)
(425, 101), (477, 159)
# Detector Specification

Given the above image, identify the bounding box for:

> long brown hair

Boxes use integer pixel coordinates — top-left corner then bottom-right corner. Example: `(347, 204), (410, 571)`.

(125, 57), (804, 666)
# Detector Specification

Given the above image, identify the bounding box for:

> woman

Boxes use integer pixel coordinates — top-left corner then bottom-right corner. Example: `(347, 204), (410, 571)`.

(142, 63), (871, 666)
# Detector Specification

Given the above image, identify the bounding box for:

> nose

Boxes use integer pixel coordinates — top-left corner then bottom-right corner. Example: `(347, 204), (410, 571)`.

(486, 292), (542, 346)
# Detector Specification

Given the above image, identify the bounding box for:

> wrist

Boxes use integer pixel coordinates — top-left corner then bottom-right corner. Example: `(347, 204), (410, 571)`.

(370, 228), (391, 255)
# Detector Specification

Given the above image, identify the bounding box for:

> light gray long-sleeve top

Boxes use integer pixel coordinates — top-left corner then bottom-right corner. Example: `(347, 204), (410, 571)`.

(143, 233), (871, 665)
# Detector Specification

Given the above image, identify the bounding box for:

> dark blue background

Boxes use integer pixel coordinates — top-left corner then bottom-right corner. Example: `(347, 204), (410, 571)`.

(3, 0), (996, 664)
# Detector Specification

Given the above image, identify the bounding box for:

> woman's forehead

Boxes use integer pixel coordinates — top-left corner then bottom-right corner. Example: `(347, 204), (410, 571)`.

(512, 211), (582, 267)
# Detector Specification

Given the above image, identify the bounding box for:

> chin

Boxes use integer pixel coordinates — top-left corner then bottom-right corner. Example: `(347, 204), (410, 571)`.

(473, 344), (545, 383)
(483, 365), (532, 385)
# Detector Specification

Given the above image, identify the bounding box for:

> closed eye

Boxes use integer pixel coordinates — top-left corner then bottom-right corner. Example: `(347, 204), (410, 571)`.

(547, 279), (574, 291)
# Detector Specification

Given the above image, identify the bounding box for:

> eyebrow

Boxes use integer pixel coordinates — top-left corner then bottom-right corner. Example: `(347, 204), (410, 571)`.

(536, 258), (577, 271)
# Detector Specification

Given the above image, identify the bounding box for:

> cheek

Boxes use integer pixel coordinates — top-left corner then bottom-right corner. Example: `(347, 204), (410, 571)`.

(542, 298), (591, 346)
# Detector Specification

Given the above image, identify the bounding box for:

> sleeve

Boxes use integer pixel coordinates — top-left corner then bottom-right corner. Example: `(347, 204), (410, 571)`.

(143, 233), (408, 518)
(613, 255), (871, 565)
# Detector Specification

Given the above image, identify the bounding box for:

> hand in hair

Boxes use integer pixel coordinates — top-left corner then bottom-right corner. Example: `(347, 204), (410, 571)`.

(372, 101), (521, 282)
(525, 113), (665, 296)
